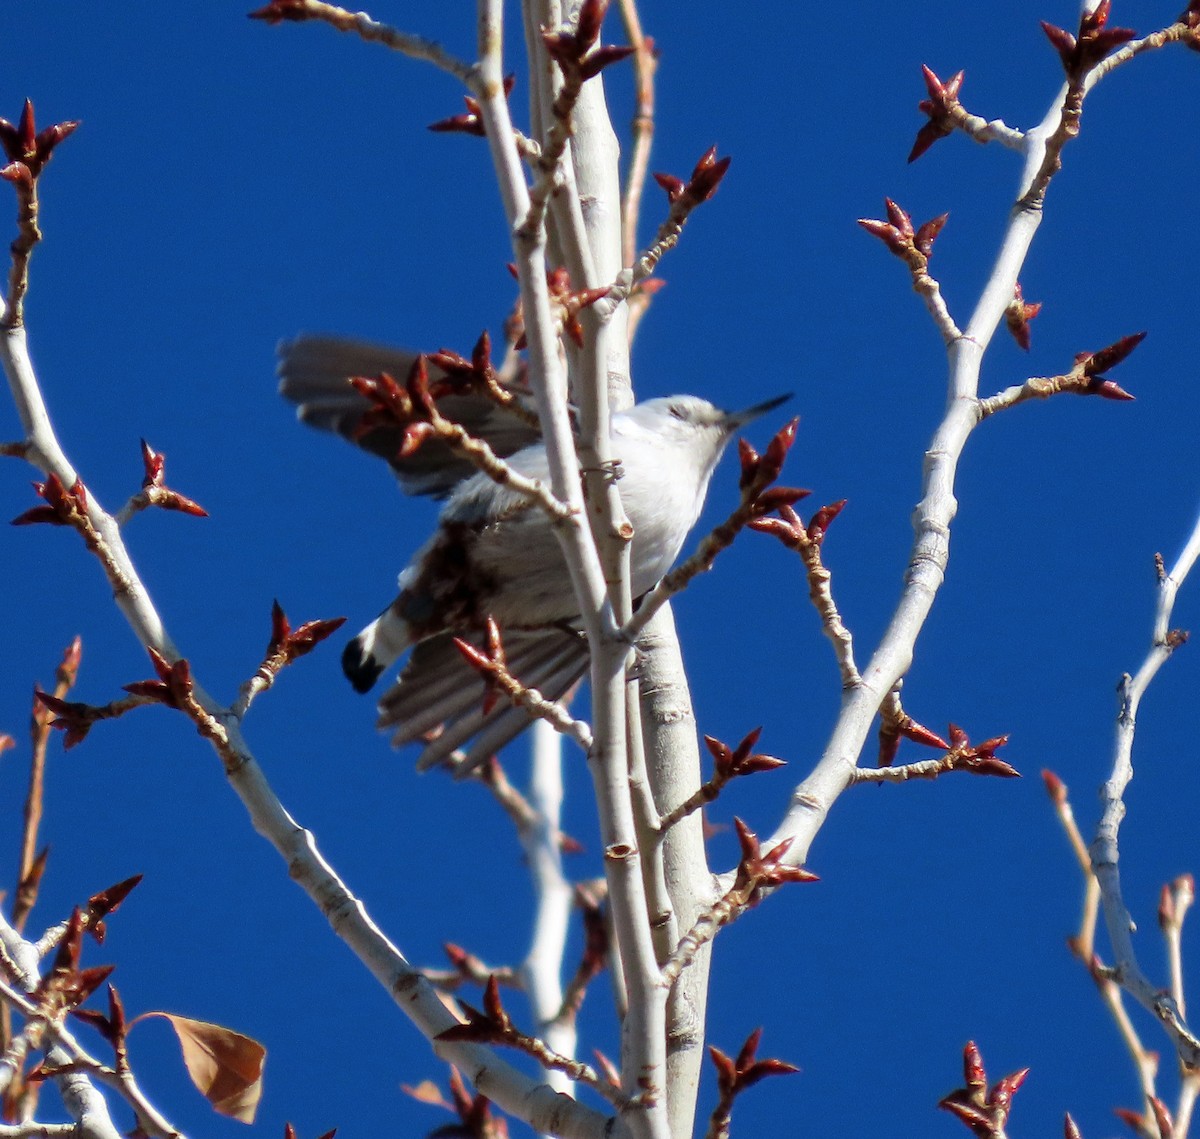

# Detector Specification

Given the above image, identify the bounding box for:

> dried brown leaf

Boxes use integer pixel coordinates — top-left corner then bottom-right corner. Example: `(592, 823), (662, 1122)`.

(136, 1012), (266, 1122)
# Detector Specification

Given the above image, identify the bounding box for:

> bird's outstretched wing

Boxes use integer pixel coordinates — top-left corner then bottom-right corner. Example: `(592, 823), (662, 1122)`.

(277, 335), (542, 499)
(280, 334), (586, 765)
(377, 623), (589, 773)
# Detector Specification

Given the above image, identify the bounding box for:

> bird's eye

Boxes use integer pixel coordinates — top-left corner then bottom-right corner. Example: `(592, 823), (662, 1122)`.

(668, 402), (686, 420)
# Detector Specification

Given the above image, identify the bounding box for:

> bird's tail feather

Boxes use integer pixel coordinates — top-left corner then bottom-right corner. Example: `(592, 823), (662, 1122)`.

(343, 609), (411, 693)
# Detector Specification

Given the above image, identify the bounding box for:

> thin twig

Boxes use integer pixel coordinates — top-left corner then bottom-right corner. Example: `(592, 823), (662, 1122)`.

(427, 401), (576, 523)
(1044, 771), (1101, 963)
(952, 110), (1025, 152)
(659, 884), (742, 991)
(1161, 874), (1194, 1017)
(749, 505), (860, 689)
(1086, 22), (1196, 87)
(517, 24), (585, 242)
(1091, 963), (1161, 1121)
(13, 639), (80, 932)
(615, 0), (656, 272)
(451, 641), (594, 755)
(1177, 1073), (1200, 1138)
(250, 0), (474, 81)
(2, 179), (38, 331)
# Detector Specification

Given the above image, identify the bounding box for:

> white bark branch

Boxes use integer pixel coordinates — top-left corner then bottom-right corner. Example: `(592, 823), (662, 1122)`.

(1089, 513), (1200, 1066)
(521, 720), (577, 1103)
(759, 42), (1111, 876)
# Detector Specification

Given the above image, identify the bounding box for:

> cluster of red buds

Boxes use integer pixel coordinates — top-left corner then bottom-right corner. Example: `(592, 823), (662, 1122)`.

(437, 975), (520, 1048)
(33, 686), (109, 750)
(0, 100), (79, 186)
(1004, 283), (1043, 351)
(542, 0), (635, 83)
(883, 715), (1022, 777)
(544, 266), (611, 349)
(436, 973), (617, 1112)
(662, 729), (787, 830)
(429, 75), (516, 137)
(11, 473), (90, 529)
(735, 417), (811, 519)
(909, 65), (965, 163)
(938, 1041), (1030, 1138)
(4, 881), (136, 1115)
(705, 727), (785, 785)
(706, 1027), (798, 1133)
(877, 714), (1016, 775)
(730, 818), (818, 910)
(941, 724), (1016, 777)
(503, 265), (612, 350)
(859, 198), (949, 267)
(653, 146), (731, 209)
(1041, 1), (1135, 80)
(135, 440), (209, 517)
(123, 647), (197, 711)
(350, 355), (472, 459)
(37, 601), (339, 748)
(34, 908), (116, 1025)
(749, 497), (847, 552)
(34, 648), (194, 745)
(262, 600), (345, 673)
(1070, 332), (1145, 401)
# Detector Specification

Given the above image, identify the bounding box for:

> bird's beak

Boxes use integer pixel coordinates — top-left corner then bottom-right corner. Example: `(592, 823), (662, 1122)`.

(722, 392), (792, 429)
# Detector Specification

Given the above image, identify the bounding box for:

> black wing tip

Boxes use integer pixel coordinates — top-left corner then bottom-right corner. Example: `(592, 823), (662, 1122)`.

(343, 637), (385, 694)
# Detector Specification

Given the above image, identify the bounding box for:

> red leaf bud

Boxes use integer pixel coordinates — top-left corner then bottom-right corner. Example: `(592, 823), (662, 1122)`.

(1041, 769), (1067, 804)
(580, 44), (636, 80)
(884, 198), (913, 237)
(914, 212), (949, 259)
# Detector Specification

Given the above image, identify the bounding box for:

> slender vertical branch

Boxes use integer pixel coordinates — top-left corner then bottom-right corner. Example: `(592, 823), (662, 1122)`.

(636, 606), (716, 1139)
(12, 639), (80, 934)
(615, 0), (656, 274)
(1088, 514), (1200, 1065)
(520, 720), (577, 1098)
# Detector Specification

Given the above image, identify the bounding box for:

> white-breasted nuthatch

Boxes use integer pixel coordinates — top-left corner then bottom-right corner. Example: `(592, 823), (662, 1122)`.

(280, 335), (788, 768)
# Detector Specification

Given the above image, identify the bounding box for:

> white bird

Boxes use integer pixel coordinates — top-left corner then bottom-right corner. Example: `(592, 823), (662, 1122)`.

(279, 335), (788, 769)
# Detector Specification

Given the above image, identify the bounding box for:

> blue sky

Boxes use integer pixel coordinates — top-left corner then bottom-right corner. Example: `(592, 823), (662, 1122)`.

(1, 2), (1199, 1137)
